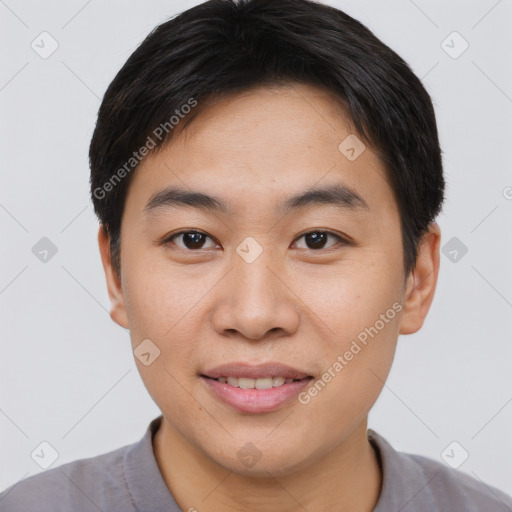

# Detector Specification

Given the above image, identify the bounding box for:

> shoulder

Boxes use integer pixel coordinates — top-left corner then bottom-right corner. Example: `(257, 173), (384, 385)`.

(0, 443), (135, 512)
(406, 452), (512, 510)
(369, 430), (512, 512)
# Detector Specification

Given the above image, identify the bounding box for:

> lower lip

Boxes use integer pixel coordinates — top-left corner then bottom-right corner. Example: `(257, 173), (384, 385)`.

(201, 376), (313, 413)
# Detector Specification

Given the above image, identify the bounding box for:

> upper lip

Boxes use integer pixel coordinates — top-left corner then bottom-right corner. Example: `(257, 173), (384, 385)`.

(202, 362), (312, 380)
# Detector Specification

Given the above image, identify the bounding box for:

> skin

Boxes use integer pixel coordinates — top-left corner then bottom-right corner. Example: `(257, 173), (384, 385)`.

(98, 83), (441, 512)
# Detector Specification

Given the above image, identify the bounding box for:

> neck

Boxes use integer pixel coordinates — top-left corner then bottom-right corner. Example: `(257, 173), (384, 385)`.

(153, 418), (382, 512)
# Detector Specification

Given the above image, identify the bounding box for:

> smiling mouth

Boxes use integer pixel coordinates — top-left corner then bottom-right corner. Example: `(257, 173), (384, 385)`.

(201, 375), (313, 389)
(200, 362), (315, 413)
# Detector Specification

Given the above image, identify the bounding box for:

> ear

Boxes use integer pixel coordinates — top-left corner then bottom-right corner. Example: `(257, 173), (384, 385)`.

(97, 225), (130, 329)
(399, 222), (441, 335)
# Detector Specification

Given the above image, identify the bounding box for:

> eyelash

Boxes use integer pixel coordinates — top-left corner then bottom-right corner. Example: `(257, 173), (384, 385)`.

(161, 229), (350, 252)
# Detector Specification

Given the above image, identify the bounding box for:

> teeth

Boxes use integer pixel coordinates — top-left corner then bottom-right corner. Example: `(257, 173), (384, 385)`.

(273, 376), (286, 387)
(227, 377), (238, 387)
(238, 377), (255, 389)
(217, 376), (298, 389)
(255, 377), (274, 389)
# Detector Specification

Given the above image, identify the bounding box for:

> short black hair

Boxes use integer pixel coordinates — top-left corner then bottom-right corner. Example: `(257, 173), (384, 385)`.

(89, 0), (444, 279)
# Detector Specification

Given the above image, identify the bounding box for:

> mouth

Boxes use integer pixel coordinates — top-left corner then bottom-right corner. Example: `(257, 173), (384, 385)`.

(201, 375), (311, 389)
(200, 362), (314, 413)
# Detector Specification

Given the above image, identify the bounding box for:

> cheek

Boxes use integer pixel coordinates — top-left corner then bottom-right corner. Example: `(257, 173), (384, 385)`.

(296, 318), (398, 449)
(120, 260), (205, 416)
(294, 247), (403, 340)
(121, 246), (200, 339)
(294, 252), (402, 419)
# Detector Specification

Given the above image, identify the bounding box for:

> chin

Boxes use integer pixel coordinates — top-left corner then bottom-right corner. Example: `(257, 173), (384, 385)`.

(209, 438), (321, 478)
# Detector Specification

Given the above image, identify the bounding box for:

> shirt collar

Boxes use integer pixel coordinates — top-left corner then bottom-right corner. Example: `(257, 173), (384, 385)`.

(123, 416), (432, 512)
(369, 428), (437, 511)
(123, 415), (181, 512)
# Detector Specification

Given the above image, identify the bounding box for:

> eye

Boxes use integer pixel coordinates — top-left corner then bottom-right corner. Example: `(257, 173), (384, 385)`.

(163, 230), (218, 250)
(292, 230), (349, 251)
(162, 229), (349, 252)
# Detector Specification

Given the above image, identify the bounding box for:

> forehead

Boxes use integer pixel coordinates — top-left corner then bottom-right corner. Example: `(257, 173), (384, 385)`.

(126, 83), (396, 219)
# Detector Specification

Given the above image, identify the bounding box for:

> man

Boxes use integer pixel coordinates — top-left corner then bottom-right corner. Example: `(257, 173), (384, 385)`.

(2, 0), (511, 510)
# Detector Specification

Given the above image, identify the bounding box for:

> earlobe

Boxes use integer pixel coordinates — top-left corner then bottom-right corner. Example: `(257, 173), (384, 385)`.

(97, 225), (130, 329)
(399, 222), (441, 335)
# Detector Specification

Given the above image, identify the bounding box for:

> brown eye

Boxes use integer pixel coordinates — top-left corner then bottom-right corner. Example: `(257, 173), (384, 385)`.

(294, 230), (348, 250)
(165, 230), (218, 250)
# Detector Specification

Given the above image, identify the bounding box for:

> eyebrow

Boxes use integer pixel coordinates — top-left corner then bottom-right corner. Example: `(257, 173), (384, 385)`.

(144, 183), (369, 217)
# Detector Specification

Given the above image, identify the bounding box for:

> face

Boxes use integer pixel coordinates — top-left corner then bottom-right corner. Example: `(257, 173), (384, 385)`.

(99, 83), (439, 476)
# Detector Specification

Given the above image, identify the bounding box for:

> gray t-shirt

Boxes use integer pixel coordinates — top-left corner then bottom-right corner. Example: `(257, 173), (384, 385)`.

(1, 415), (511, 511)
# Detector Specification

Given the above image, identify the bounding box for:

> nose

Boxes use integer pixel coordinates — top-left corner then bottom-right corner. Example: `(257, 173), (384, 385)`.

(211, 248), (300, 341)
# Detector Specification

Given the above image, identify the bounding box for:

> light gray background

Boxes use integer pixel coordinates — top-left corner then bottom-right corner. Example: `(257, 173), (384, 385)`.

(1, 0), (511, 498)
